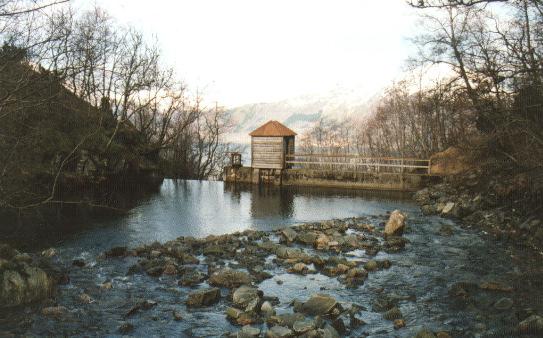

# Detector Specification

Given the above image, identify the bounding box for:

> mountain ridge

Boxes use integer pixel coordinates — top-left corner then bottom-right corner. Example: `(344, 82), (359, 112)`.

(225, 86), (380, 143)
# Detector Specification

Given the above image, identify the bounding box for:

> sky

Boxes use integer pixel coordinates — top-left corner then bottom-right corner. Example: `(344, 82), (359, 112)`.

(73, 0), (421, 107)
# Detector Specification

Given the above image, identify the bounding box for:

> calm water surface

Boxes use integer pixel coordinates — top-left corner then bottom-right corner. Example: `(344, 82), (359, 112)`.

(56, 179), (416, 256)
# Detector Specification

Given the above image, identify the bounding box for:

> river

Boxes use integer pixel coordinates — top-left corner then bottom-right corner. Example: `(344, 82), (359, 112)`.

(1, 179), (541, 337)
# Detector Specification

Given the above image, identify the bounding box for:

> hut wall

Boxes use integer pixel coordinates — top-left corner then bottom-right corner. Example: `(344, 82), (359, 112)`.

(286, 136), (295, 155)
(251, 136), (284, 169)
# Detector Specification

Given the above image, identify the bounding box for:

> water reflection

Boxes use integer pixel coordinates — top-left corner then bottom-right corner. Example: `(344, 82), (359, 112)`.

(223, 183), (295, 219)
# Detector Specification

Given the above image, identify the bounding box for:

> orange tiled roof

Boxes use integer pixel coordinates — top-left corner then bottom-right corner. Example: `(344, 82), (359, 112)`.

(249, 120), (297, 137)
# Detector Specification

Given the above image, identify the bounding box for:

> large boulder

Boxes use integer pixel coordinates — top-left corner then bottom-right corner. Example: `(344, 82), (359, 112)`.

(233, 285), (262, 308)
(0, 245), (54, 308)
(300, 294), (338, 316)
(209, 269), (253, 289)
(384, 210), (407, 237)
(275, 246), (306, 260)
(280, 228), (297, 243)
(518, 315), (543, 334)
(296, 231), (319, 245)
(186, 287), (221, 307)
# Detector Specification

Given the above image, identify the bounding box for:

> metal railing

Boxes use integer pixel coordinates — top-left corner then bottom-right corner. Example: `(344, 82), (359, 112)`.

(285, 154), (431, 175)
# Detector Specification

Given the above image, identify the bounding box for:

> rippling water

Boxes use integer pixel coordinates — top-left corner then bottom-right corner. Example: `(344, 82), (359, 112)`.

(2, 179), (542, 337)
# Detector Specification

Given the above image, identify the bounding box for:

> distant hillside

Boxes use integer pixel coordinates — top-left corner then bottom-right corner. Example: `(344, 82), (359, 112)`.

(225, 87), (378, 143)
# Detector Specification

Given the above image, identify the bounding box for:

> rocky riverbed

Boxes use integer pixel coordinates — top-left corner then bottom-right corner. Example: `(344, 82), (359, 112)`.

(414, 178), (543, 250)
(1, 209), (543, 337)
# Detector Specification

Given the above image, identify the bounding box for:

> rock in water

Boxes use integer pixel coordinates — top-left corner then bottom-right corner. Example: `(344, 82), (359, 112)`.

(494, 297), (513, 310)
(441, 202), (455, 215)
(239, 325), (261, 338)
(118, 322), (134, 334)
(266, 325), (293, 338)
(41, 248), (57, 258)
(293, 319), (315, 334)
(300, 294), (338, 316)
(261, 301), (275, 317)
(315, 234), (330, 250)
(393, 318), (406, 329)
(1, 265), (54, 308)
(186, 288), (221, 307)
(281, 228), (297, 243)
(233, 285), (261, 308)
(290, 262), (308, 274)
(383, 306), (403, 320)
(363, 260), (378, 271)
(321, 324), (341, 338)
(208, 269), (253, 289)
(79, 293), (94, 304)
(296, 231), (318, 245)
(226, 307), (244, 321)
(105, 246), (127, 258)
(42, 306), (67, 317)
(414, 328), (437, 338)
(384, 210), (407, 237)
(518, 315), (543, 334)
(173, 310), (183, 321)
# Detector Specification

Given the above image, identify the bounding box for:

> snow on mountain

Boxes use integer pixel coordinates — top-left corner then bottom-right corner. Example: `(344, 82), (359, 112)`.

(225, 86), (378, 144)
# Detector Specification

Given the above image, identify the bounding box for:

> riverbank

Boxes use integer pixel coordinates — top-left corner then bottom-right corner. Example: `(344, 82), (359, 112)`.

(413, 173), (543, 251)
(2, 209), (543, 337)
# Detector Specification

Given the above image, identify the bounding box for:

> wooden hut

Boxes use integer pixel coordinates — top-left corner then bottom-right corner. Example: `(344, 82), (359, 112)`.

(249, 120), (296, 169)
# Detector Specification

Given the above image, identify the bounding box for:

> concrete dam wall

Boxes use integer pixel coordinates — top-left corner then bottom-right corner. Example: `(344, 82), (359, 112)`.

(223, 166), (432, 192)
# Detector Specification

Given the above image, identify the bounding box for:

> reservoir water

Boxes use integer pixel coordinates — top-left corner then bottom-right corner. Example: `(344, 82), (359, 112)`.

(31, 179), (416, 256)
